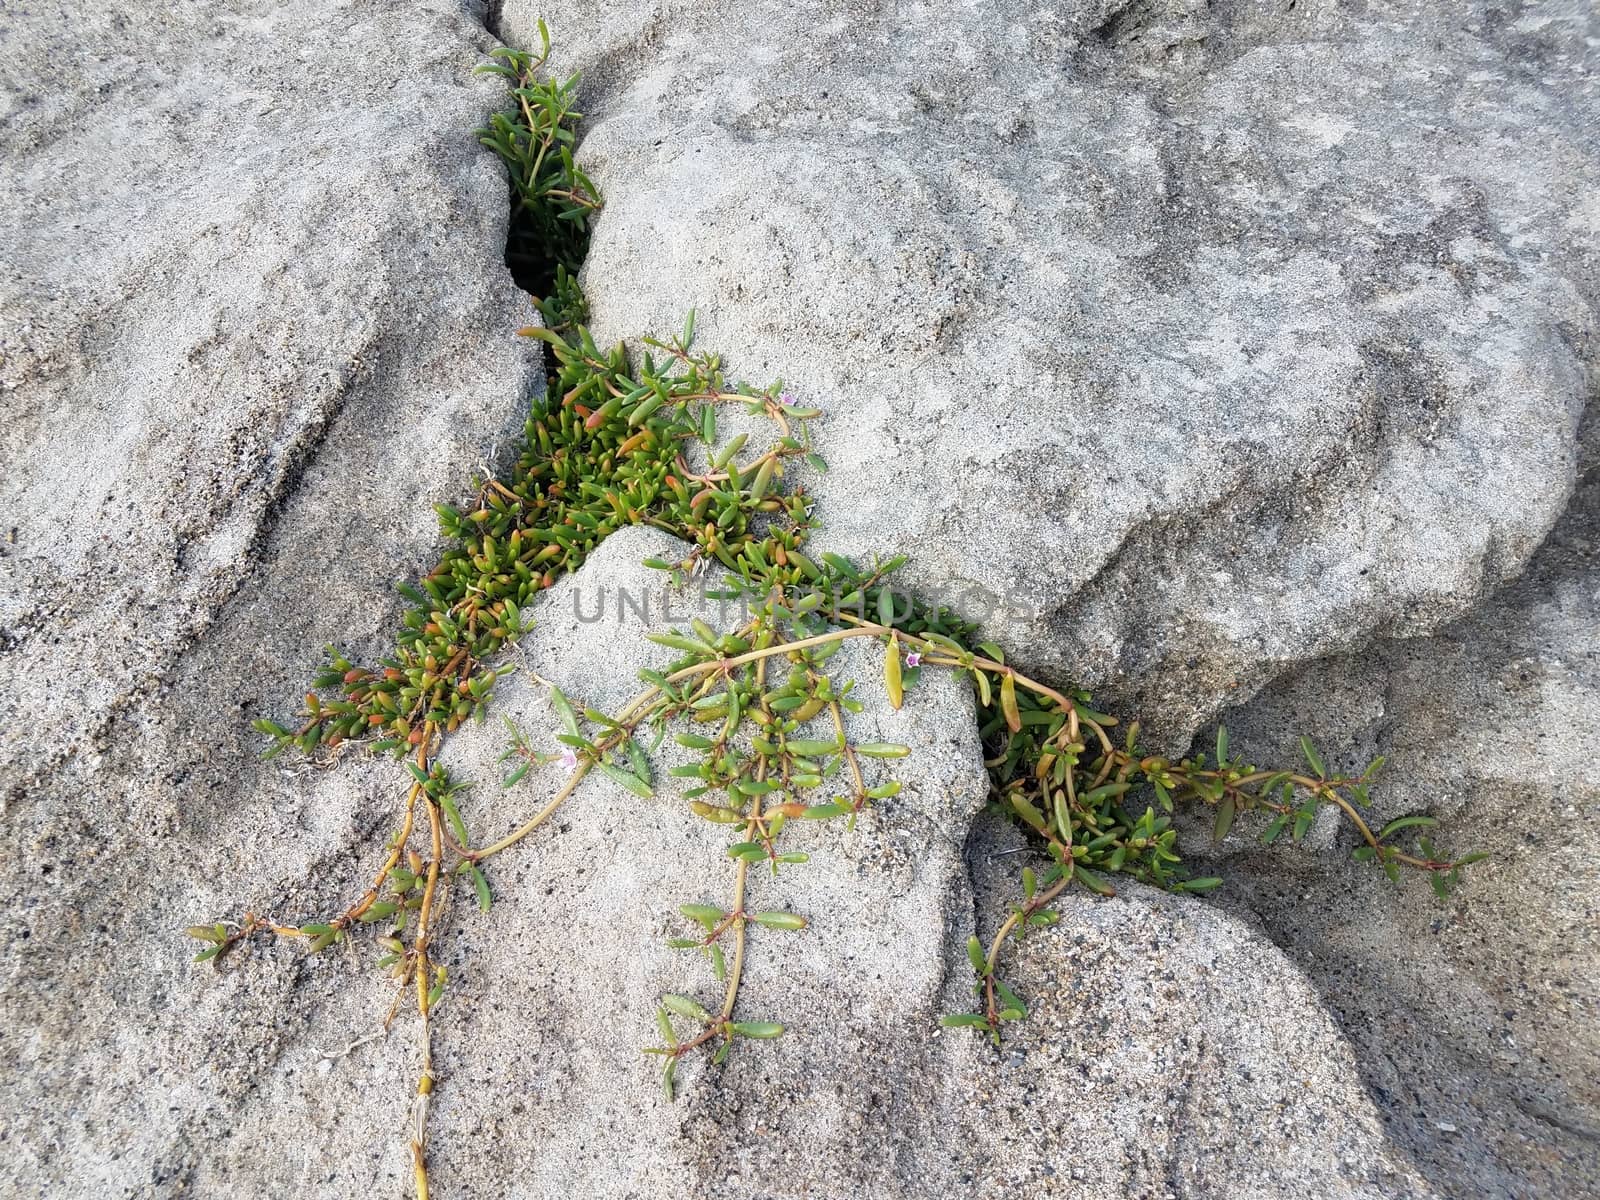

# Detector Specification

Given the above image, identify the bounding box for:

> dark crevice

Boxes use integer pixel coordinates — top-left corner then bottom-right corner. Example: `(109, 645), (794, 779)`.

(1093, 0), (1154, 46)
(504, 206), (574, 302)
(482, 0), (505, 41)
(470, 2), (559, 385)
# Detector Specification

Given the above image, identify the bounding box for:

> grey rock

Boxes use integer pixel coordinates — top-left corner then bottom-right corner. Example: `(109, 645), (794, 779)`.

(0, 0), (540, 788)
(0, 487), (1427, 1197)
(182, 526), (1425, 1199)
(1, 1), (1593, 1197)
(1209, 415), (1600, 1199)
(505, 0), (1599, 745)
(0, 0), (536, 1192)
(419, 525), (993, 1197)
(957, 812), (1434, 1200)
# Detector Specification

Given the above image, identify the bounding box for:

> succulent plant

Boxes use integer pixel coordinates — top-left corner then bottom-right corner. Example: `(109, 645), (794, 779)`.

(195, 36), (1481, 1197)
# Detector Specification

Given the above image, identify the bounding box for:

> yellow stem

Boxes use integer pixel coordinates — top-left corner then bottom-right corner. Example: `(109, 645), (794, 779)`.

(472, 762), (592, 862)
(471, 681), (667, 861)
(723, 659), (770, 1020)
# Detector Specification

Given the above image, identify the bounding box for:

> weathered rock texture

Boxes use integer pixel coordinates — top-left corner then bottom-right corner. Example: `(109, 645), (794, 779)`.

(509, 0), (1600, 744)
(1206, 415), (1600, 1199)
(0, 494), (1429, 1196)
(1, 1), (1596, 1198)
(0, 0), (536, 1192)
(169, 529), (1438, 1199)
(0, 0), (541, 787)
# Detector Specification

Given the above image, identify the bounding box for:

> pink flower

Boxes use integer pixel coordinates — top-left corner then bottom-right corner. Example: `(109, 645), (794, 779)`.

(557, 746), (579, 771)
(777, 390), (797, 406)
(905, 651), (922, 668)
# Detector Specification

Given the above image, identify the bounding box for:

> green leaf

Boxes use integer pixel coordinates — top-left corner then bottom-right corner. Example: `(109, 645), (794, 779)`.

(885, 635), (904, 709)
(1009, 794), (1048, 834)
(1378, 814), (1438, 841)
(1080, 782), (1131, 805)
(1215, 725), (1229, 765)
(1152, 778), (1173, 813)
(438, 790), (470, 847)
(800, 803), (848, 819)
(712, 433), (748, 470)
(656, 1007), (678, 1046)
(1300, 736), (1326, 779)
(993, 979), (1028, 1017)
(939, 1013), (990, 1029)
(596, 760), (654, 799)
(466, 864), (491, 912)
(647, 632), (715, 655)
(877, 588), (896, 627)
(678, 903), (723, 926)
(661, 994), (713, 1023)
(855, 742), (910, 758)
(729, 1021), (784, 1039)
(1074, 867), (1115, 897)
(750, 911), (807, 930)
(625, 735), (651, 782)
(821, 553), (860, 579)
(966, 936), (988, 976)
(357, 901), (398, 922)
(999, 672), (1021, 733)
(1212, 796), (1236, 842)
(549, 685), (580, 736)
(784, 739), (841, 757)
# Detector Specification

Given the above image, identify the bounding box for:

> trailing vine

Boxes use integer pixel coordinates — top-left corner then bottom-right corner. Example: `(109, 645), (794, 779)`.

(192, 31), (1484, 1196)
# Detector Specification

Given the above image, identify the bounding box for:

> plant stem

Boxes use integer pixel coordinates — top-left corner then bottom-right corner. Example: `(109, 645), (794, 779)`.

(723, 857), (751, 1022)
(722, 659), (770, 1021)
(409, 736), (443, 1200)
(982, 875), (1072, 1023)
(829, 697), (866, 801)
(471, 761), (593, 862)
(666, 626), (881, 681)
(471, 682), (665, 862)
